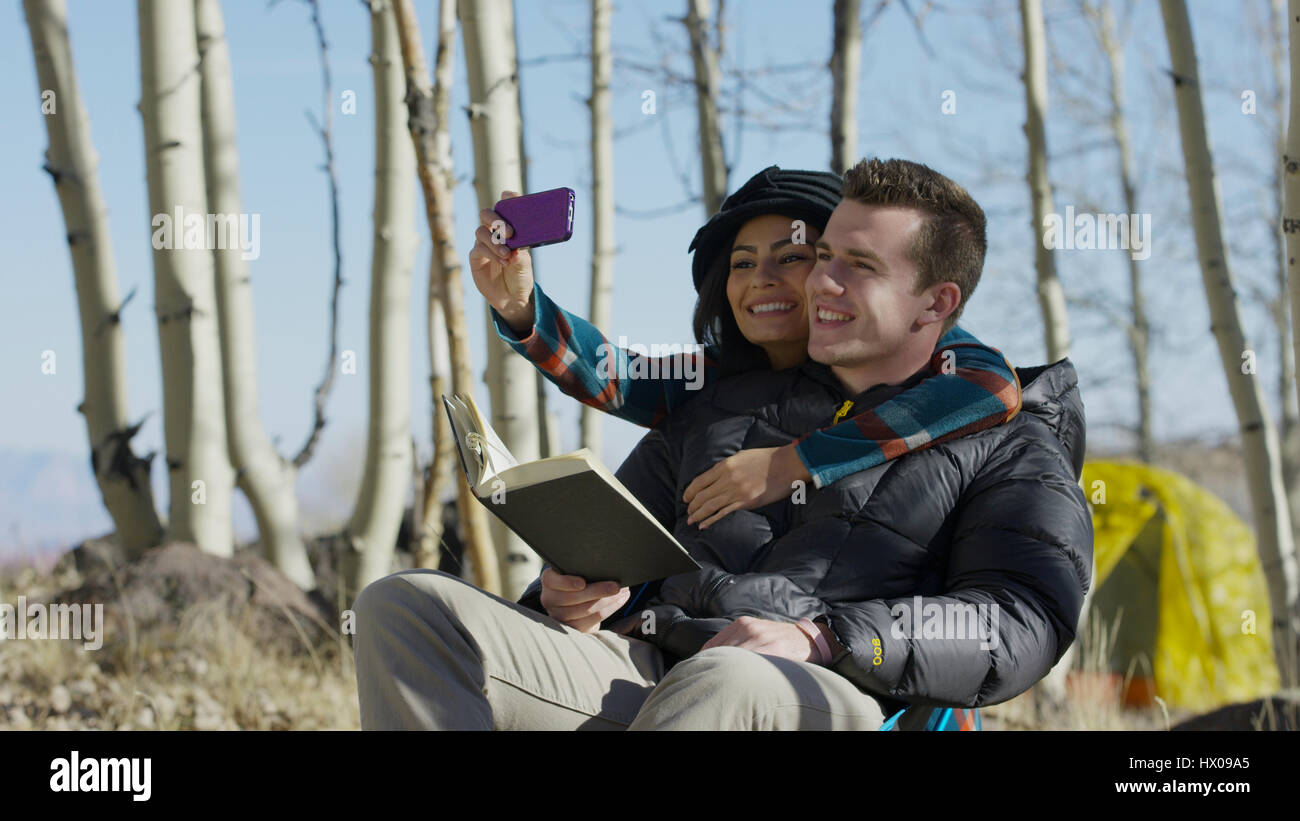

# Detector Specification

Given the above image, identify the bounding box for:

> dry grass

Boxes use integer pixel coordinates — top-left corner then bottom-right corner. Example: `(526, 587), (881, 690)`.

(0, 559), (359, 731)
(983, 608), (1191, 730)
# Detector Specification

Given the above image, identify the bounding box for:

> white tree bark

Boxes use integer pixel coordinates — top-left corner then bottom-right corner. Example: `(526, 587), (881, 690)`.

(459, 0), (542, 598)
(1086, 0), (1153, 464)
(1165, 0), (1298, 678)
(581, 0), (615, 457)
(24, 0), (164, 556)
(416, 290), (455, 571)
(1019, 0), (1070, 364)
(830, 0), (861, 174)
(343, 0), (417, 596)
(686, 0), (727, 216)
(1272, 0), (1300, 550)
(194, 0), (314, 589)
(138, 0), (234, 555)
(392, 0), (501, 594)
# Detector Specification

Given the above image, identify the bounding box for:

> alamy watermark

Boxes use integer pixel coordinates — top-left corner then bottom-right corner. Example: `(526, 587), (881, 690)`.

(1041, 205), (1151, 261)
(0, 596), (103, 651)
(595, 337), (706, 390)
(151, 206), (261, 261)
(889, 596), (1000, 651)
(50, 751), (150, 802)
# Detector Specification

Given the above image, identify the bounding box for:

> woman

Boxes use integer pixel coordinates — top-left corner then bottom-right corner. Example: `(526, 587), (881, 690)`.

(468, 166), (1021, 532)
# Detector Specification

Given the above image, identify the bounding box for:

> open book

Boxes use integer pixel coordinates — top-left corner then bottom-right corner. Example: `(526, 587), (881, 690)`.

(442, 394), (700, 588)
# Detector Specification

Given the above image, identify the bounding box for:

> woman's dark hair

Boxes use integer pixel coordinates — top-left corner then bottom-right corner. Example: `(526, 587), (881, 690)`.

(686, 166), (842, 376)
(691, 247), (772, 378)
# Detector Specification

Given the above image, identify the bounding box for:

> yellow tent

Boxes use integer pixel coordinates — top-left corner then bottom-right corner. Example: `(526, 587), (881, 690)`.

(1081, 461), (1280, 711)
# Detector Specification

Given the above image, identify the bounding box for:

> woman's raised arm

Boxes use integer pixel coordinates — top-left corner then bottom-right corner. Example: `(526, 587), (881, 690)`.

(490, 281), (715, 429)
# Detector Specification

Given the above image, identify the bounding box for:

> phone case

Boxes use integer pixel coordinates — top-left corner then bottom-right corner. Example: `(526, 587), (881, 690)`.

(494, 187), (575, 250)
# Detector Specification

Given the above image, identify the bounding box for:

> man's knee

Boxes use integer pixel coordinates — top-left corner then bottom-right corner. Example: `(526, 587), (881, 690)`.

(353, 569), (471, 642)
(628, 648), (789, 730)
(644, 646), (795, 707)
(664, 646), (777, 688)
(631, 646), (882, 730)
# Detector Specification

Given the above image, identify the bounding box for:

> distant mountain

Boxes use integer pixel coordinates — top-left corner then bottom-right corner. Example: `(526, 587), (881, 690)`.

(0, 448), (115, 563)
(0, 440), (364, 566)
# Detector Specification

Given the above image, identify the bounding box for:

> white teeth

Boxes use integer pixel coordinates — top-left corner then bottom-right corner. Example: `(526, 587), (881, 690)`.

(749, 302), (795, 314)
(818, 308), (853, 322)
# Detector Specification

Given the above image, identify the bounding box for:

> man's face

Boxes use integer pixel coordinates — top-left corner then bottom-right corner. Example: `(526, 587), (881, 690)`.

(805, 199), (941, 370)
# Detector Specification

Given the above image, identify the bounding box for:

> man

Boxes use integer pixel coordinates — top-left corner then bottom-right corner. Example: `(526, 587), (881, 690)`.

(353, 158), (1092, 730)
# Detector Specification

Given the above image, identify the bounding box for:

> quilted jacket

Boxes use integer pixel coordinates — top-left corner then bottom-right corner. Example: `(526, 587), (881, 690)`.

(520, 358), (1093, 710)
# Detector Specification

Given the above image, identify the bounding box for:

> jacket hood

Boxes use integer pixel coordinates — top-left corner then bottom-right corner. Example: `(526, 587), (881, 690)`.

(1015, 358), (1087, 481)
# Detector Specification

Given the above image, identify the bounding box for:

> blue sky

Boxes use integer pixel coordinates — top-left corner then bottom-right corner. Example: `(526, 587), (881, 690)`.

(0, 0), (1282, 548)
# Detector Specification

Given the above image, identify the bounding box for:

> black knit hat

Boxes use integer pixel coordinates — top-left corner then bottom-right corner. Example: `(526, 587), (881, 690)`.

(688, 166), (843, 291)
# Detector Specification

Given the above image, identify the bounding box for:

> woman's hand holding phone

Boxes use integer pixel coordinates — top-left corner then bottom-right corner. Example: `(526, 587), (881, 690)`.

(468, 190), (535, 335)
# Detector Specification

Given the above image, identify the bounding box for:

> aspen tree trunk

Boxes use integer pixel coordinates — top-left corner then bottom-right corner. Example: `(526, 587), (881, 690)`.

(138, 0), (234, 555)
(24, 0), (163, 556)
(830, 0), (861, 174)
(459, 0), (542, 598)
(396, 0), (454, 572)
(417, 293), (455, 571)
(1089, 0), (1153, 464)
(433, 0), (497, 588)
(685, 0), (727, 216)
(392, 0), (500, 594)
(1019, 0), (1070, 363)
(1165, 0), (1299, 679)
(343, 0), (417, 596)
(194, 0), (314, 589)
(511, 24), (555, 464)
(581, 0), (615, 457)
(1270, 0), (1300, 548)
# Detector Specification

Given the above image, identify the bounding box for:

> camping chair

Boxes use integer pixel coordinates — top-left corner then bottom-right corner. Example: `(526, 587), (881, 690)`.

(879, 706), (981, 731)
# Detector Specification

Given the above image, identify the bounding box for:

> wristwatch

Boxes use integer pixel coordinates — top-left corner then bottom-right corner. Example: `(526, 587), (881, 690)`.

(812, 615), (847, 661)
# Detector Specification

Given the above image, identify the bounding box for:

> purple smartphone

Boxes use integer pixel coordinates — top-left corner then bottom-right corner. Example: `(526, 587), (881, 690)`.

(493, 187), (575, 250)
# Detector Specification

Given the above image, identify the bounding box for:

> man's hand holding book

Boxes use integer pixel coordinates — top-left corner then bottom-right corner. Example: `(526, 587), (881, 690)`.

(539, 567), (631, 634)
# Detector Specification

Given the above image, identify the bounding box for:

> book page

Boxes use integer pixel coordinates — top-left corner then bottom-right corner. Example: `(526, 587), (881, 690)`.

(459, 393), (518, 479)
(444, 394), (518, 493)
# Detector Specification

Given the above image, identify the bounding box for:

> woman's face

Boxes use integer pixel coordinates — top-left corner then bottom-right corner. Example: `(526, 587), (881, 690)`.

(725, 214), (821, 370)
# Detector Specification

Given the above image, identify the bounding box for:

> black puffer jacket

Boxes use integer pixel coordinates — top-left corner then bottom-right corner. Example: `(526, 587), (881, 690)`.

(521, 359), (1093, 709)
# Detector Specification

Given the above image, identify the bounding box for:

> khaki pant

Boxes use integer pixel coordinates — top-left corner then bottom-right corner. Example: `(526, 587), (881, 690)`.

(353, 570), (885, 731)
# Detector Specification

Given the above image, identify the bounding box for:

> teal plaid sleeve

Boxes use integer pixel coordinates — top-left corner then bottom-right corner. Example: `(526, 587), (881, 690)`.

(490, 282), (716, 429)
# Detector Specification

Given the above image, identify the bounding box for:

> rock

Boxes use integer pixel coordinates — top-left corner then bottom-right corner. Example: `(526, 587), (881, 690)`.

(50, 685), (72, 714)
(52, 542), (335, 657)
(256, 689), (277, 716)
(135, 706), (155, 728)
(61, 538), (127, 579)
(9, 707), (31, 730)
(1172, 694), (1300, 731)
(153, 692), (177, 722)
(194, 708), (224, 731)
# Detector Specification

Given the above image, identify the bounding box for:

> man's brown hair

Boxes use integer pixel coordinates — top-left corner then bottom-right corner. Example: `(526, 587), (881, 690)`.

(840, 158), (987, 330)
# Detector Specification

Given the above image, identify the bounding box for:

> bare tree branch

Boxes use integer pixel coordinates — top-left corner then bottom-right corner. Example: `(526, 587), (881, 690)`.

(290, 0), (345, 469)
